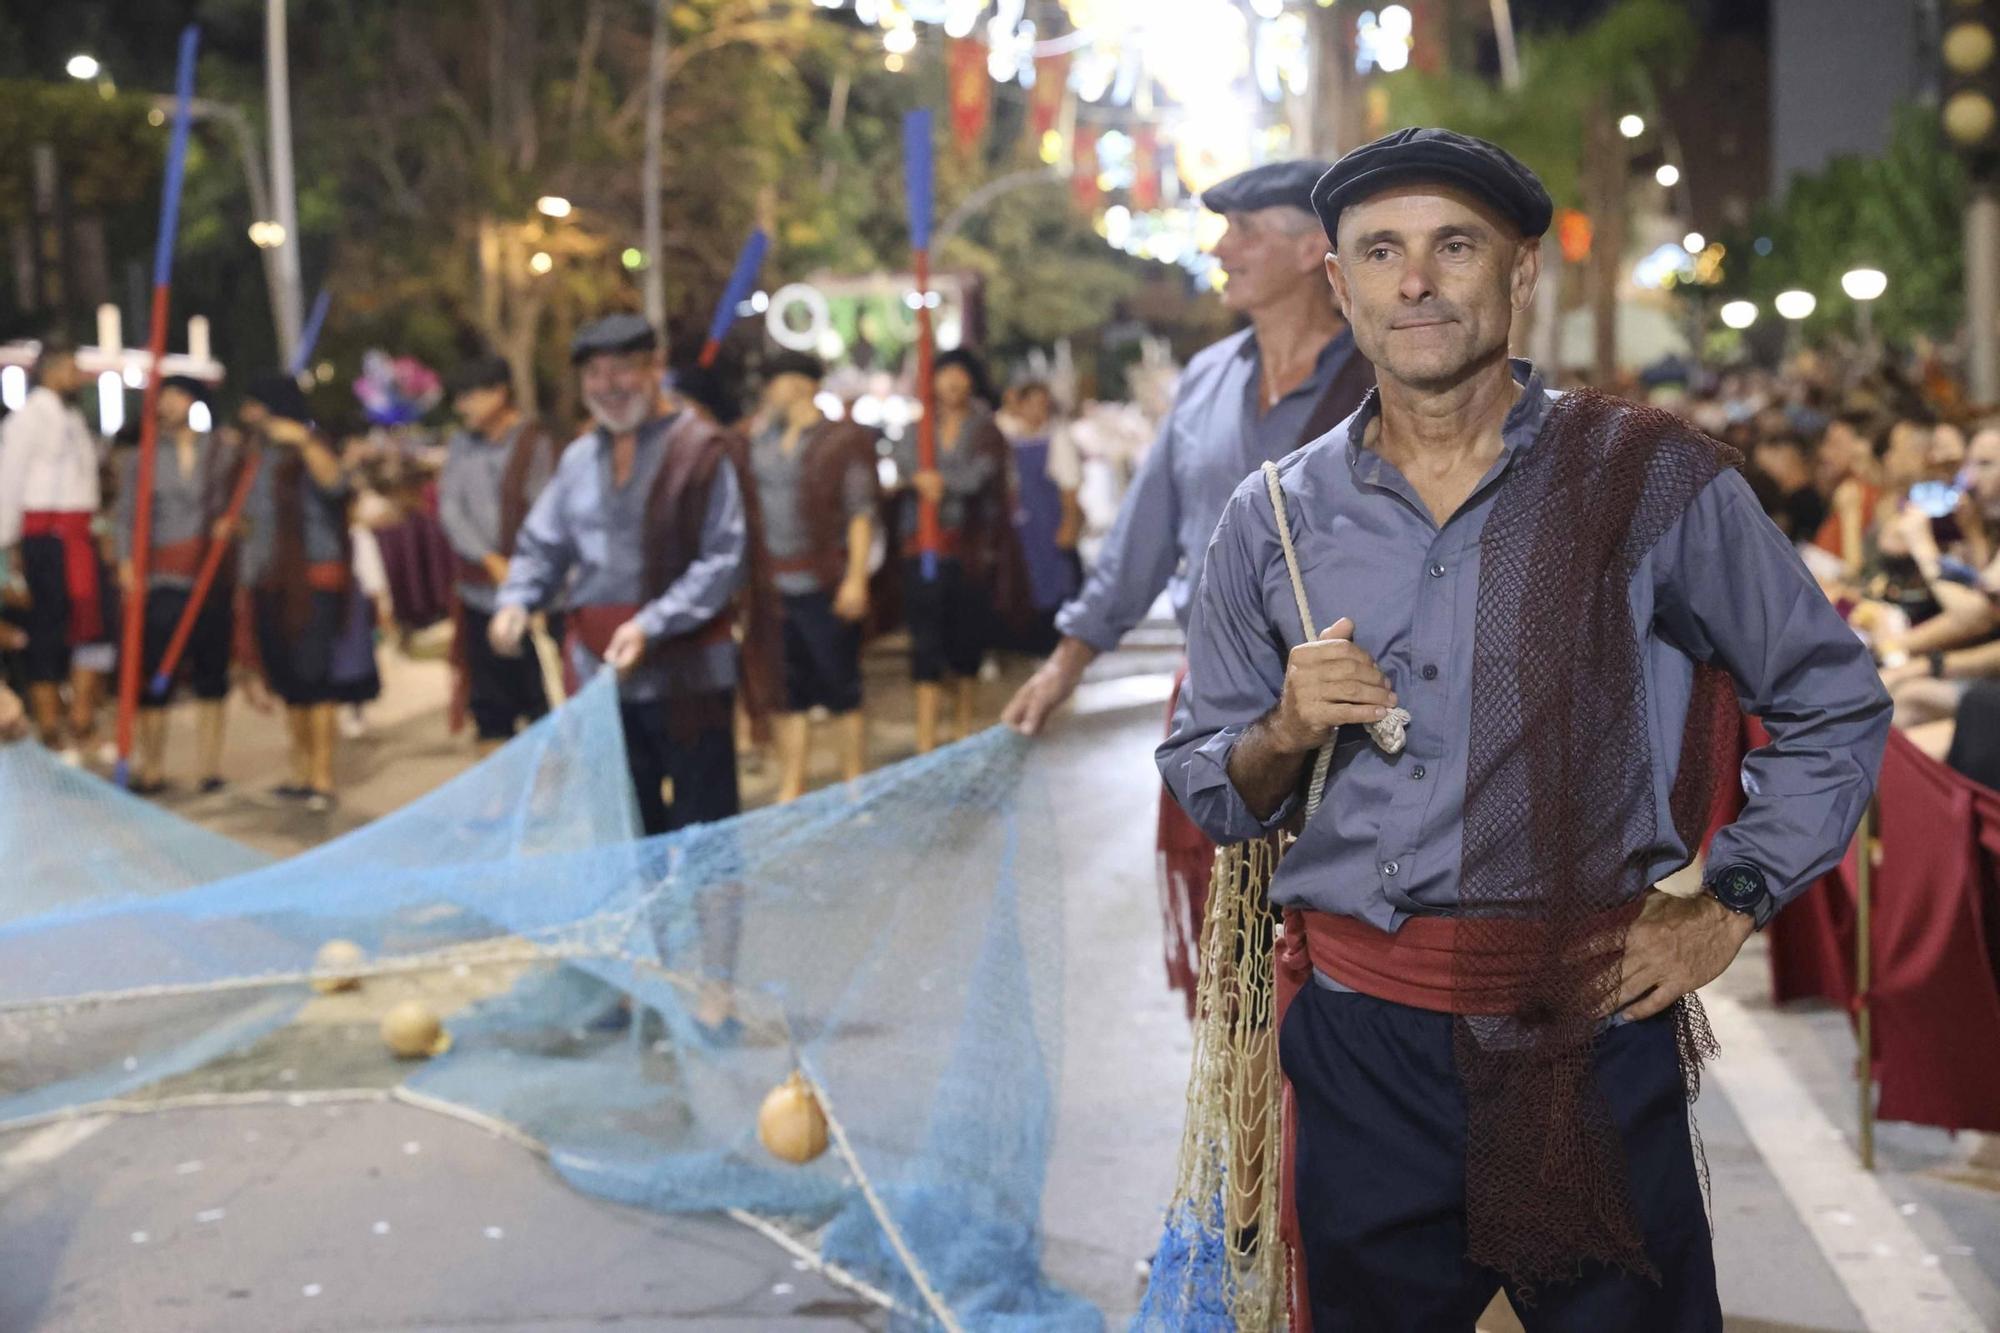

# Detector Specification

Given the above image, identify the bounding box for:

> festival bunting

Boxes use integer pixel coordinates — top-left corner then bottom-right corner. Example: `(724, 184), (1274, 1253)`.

(948, 38), (991, 155)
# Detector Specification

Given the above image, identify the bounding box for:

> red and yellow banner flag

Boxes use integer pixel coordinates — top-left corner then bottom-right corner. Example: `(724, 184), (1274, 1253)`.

(1072, 124), (1102, 211)
(948, 39), (991, 154)
(1132, 125), (1161, 211)
(1030, 52), (1070, 142)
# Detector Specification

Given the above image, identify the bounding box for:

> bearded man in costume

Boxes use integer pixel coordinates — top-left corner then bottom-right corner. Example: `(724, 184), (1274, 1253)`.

(1158, 129), (1890, 1330)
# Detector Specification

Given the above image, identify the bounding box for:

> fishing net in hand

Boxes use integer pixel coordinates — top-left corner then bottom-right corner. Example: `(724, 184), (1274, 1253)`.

(0, 673), (1095, 1332)
(1133, 838), (1288, 1333)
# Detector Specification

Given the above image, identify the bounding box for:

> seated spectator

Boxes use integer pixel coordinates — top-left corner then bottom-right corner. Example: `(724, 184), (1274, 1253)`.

(1749, 434), (1827, 544)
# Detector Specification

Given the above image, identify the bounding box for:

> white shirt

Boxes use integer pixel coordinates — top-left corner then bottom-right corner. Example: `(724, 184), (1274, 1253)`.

(0, 387), (101, 545)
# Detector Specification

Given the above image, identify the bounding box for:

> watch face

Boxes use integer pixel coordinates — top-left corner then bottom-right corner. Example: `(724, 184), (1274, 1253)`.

(1714, 865), (1766, 910)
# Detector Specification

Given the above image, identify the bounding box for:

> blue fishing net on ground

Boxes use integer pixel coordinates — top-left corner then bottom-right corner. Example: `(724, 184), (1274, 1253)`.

(0, 674), (1098, 1331)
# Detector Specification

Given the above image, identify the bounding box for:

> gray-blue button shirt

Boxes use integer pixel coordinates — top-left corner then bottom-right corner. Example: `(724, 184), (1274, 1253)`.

(438, 421), (553, 612)
(114, 434), (231, 589)
(499, 413), (746, 702)
(1056, 326), (1360, 649)
(1159, 361), (1892, 929)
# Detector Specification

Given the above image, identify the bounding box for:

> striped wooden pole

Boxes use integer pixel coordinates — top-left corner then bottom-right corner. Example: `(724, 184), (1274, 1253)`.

(114, 26), (202, 785)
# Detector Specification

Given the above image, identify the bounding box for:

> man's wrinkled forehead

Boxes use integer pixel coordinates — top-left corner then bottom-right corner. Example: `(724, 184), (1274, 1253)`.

(1332, 180), (1523, 254)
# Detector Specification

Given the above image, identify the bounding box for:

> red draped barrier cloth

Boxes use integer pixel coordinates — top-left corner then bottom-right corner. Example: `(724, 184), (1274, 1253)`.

(1756, 720), (2000, 1134)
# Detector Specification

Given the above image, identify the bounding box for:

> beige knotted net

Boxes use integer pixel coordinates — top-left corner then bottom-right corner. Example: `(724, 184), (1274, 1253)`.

(1135, 835), (1290, 1331)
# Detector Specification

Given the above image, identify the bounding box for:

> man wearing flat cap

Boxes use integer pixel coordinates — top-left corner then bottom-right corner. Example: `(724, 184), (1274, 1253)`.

(1003, 157), (1375, 1018)
(490, 313), (780, 841)
(440, 353), (559, 753)
(749, 350), (878, 801)
(1158, 128), (1889, 1328)
(114, 374), (243, 793)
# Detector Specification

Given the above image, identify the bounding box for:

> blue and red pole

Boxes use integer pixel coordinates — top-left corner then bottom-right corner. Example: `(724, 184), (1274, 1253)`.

(903, 109), (939, 582)
(697, 228), (770, 369)
(115, 25), (202, 785)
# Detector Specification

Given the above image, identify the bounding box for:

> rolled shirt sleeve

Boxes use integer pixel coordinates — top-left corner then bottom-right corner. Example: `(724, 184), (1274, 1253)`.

(1056, 410), (1182, 653)
(633, 461), (747, 640)
(842, 455), (877, 521)
(1652, 469), (1892, 909)
(1157, 483), (1299, 843)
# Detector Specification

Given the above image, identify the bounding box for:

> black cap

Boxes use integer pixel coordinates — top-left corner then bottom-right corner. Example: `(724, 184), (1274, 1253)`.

(1311, 128), (1553, 248)
(159, 374), (209, 405)
(570, 312), (658, 365)
(447, 353), (513, 397)
(1200, 159), (1332, 217)
(245, 373), (311, 425)
(763, 350), (825, 384)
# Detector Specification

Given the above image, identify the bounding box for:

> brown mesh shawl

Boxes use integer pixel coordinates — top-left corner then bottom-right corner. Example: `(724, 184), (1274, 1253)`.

(1456, 387), (1741, 1289)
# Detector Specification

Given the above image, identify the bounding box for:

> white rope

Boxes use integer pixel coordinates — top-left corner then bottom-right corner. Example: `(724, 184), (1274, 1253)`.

(0, 1084), (903, 1317)
(799, 1052), (967, 1333)
(1260, 462), (1410, 820)
(528, 614), (568, 706)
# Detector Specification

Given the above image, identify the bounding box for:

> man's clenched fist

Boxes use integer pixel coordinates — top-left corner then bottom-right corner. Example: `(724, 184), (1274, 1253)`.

(1267, 617), (1397, 755)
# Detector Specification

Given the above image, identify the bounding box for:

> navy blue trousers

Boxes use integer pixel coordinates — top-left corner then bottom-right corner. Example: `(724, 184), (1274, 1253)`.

(1280, 984), (1723, 1333)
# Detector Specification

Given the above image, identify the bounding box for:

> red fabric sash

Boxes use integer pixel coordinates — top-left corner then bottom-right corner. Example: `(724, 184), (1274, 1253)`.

(566, 602), (734, 691)
(22, 510), (103, 645)
(569, 603), (642, 662)
(152, 536), (207, 581)
(1158, 665), (1216, 1021)
(900, 529), (964, 561)
(305, 560), (350, 594)
(1272, 902), (1640, 1330)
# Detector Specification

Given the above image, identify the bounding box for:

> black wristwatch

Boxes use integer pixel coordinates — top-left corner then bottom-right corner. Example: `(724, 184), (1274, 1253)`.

(1705, 863), (1776, 931)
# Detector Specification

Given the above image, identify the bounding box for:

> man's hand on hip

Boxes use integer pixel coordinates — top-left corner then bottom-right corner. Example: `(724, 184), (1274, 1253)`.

(1612, 892), (1756, 1021)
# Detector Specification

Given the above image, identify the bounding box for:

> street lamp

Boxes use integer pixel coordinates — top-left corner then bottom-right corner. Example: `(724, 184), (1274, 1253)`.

(528, 251), (554, 275)
(536, 195), (572, 219)
(1841, 267), (1887, 342)
(1719, 300), (1758, 330)
(1655, 163), (1680, 188)
(1682, 231), (1705, 254)
(248, 220), (287, 249)
(1774, 289), (1817, 321)
(1618, 114), (1645, 139)
(66, 54), (101, 80)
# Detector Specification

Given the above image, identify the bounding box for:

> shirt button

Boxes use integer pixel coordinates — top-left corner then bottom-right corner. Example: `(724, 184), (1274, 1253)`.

(1421, 664), (1439, 680)
(1382, 861), (1400, 878)
(1427, 561), (1445, 578)
(1411, 765), (1427, 780)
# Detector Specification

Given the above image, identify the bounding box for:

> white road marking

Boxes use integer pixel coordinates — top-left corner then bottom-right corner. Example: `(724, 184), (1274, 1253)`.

(1705, 993), (1986, 1332)
(0, 1115), (110, 1175)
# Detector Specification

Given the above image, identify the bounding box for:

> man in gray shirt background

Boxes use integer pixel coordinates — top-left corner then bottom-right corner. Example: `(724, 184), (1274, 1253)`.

(439, 354), (558, 753)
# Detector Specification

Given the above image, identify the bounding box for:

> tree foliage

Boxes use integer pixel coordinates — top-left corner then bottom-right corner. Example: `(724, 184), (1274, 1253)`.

(1709, 106), (1968, 347)
(0, 80), (162, 223)
(1380, 0), (1696, 210)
